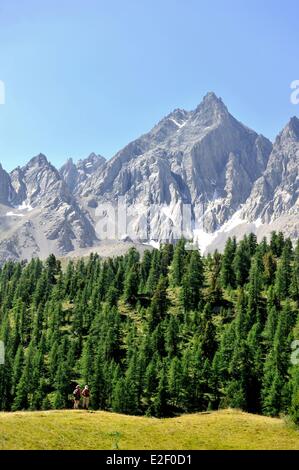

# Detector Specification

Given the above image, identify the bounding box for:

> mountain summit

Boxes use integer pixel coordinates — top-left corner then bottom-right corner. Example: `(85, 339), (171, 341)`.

(81, 92), (272, 239)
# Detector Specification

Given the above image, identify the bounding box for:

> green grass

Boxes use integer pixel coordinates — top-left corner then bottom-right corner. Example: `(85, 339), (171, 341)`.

(1, 409), (299, 450)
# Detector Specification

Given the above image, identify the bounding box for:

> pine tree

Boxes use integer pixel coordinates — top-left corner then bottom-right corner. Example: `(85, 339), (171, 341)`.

(111, 376), (126, 413)
(154, 363), (169, 417)
(144, 355), (160, 414)
(262, 303), (294, 416)
(124, 352), (140, 415)
(247, 233), (258, 256)
(12, 345), (24, 397)
(12, 342), (35, 411)
(168, 357), (184, 410)
(233, 240), (250, 287)
(247, 251), (264, 326)
(146, 250), (161, 294)
(220, 237), (236, 289)
(123, 265), (139, 305)
(199, 303), (217, 360)
(275, 242), (292, 300)
(91, 350), (105, 410)
(206, 250), (223, 304)
(263, 251), (277, 286)
(290, 240), (299, 302)
(246, 320), (263, 412)
(181, 250), (204, 310)
(81, 337), (94, 385)
(165, 316), (179, 358)
(139, 250), (152, 292)
(170, 240), (186, 287)
(0, 318), (13, 410)
(148, 276), (168, 332)
(270, 231), (285, 257)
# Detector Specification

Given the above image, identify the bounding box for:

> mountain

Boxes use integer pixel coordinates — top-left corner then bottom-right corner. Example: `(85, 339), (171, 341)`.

(59, 153), (105, 193)
(0, 92), (298, 263)
(206, 115), (299, 253)
(80, 92), (272, 241)
(0, 154), (96, 263)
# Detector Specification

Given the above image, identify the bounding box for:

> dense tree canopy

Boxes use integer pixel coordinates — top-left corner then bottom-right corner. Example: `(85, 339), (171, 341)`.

(0, 232), (299, 421)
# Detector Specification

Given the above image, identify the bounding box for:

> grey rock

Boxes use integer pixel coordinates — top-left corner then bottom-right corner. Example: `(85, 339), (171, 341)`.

(1, 93), (299, 262)
(0, 164), (15, 205)
(81, 92), (272, 239)
(0, 154), (97, 262)
(60, 153), (105, 193)
(243, 116), (299, 223)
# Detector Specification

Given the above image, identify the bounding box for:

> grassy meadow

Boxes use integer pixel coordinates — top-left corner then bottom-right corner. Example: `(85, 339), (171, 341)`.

(0, 409), (299, 450)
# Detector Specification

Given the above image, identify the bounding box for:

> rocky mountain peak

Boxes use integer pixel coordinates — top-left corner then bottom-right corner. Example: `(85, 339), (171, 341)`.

(64, 157), (75, 167)
(193, 92), (228, 127)
(60, 153), (106, 193)
(279, 116), (299, 142)
(85, 152), (104, 161)
(196, 91), (227, 111)
(59, 158), (78, 193)
(26, 153), (49, 169)
(77, 153), (105, 172)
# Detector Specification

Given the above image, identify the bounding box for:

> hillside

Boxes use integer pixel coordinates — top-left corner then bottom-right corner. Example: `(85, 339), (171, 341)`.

(1, 235), (299, 424)
(1, 409), (299, 450)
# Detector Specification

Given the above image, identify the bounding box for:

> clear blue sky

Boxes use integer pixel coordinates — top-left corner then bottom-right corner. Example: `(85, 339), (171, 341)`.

(0, 0), (298, 171)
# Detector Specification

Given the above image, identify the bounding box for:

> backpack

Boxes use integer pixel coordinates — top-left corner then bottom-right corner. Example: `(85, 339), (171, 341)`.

(73, 388), (81, 399)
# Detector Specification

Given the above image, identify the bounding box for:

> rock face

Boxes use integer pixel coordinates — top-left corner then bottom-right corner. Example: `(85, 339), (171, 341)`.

(0, 154), (96, 263)
(0, 92), (299, 263)
(243, 117), (299, 223)
(0, 164), (15, 205)
(60, 153), (105, 193)
(81, 92), (272, 240)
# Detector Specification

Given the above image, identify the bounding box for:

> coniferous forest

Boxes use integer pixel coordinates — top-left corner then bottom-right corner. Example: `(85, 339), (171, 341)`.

(1, 232), (299, 422)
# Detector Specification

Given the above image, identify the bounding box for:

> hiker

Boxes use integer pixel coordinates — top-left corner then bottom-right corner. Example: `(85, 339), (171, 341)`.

(82, 385), (90, 410)
(73, 384), (81, 409)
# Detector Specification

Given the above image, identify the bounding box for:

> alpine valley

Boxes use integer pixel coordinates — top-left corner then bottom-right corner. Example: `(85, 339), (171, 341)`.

(0, 92), (298, 264)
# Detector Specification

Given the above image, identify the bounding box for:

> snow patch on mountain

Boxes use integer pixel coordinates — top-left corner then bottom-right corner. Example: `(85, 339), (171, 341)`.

(193, 209), (253, 253)
(169, 118), (187, 129)
(6, 211), (24, 218)
(17, 201), (33, 212)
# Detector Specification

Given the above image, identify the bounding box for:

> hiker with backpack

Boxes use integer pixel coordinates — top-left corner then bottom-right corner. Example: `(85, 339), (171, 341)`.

(82, 385), (90, 410)
(73, 384), (81, 409)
